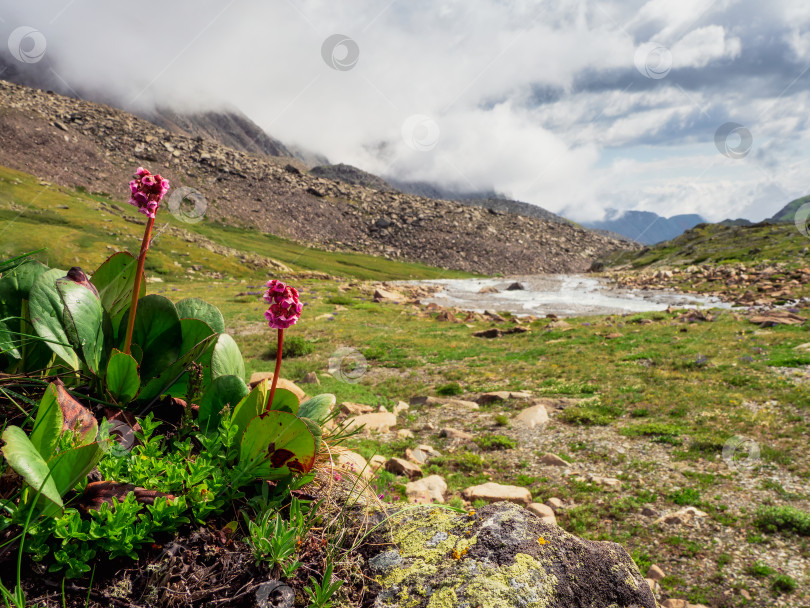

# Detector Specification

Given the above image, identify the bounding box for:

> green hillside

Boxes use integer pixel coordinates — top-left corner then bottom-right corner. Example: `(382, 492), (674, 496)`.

(0, 164), (473, 281)
(770, 194), (810, 223)
(603, 221), (809, 270)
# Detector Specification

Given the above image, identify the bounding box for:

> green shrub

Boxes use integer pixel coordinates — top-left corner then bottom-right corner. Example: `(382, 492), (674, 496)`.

(772, 574), (797, 594)
(436, 382), (463, 396)
(474, 434), (517, 451)
(559, 402), (619, 426)
(326, 294), (354, 306)
(269, 335), (315, 358)
(494, 414), (510, 427)
(745, 561), (775, 577)
(668, 488), (701, 506)
(754, 505), (810, 536)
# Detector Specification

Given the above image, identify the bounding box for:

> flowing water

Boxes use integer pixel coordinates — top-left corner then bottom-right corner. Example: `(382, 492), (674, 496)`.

(400, 275), (730, 318)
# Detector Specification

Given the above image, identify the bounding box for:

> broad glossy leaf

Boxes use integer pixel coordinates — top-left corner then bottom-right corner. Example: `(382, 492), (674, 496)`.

(268, 388), (299, 416)
(179, 318), (215, 356)
(120, 295), (181, 381)
(240, 411), (316, 480)
(198, 374), (249, 433)
(106, 349), (140, 403)
(137, 332), (218, 403)
(1, 426), (62, 510)
(0, 260), (48, 360)
(298, 394), (335, 423)
(90, 252), (143, 337)
(230, 380), (269, 440)
(30, 383), (62, 460)
(300, 417), (323, 453)
(176, 298), (225, 334)
(53, 381), (98, 446)
(210, 333), (245, 380)
(57, 278), (105, 375)
(48, 442), (104, 498)
(29, 268), (79, 370)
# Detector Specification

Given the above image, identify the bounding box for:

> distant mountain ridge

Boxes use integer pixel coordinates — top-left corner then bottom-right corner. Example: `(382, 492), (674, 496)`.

(720, 194), (810, 226)
(582, 210), (705, 245)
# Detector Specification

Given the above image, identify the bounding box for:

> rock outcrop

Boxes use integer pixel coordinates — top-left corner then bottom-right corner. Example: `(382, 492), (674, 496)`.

(367, 501), (656, 608)
(0, 80), (637, 275)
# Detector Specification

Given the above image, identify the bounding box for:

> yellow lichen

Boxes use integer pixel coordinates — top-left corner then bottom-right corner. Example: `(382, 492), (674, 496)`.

(537, 536), (547, 545)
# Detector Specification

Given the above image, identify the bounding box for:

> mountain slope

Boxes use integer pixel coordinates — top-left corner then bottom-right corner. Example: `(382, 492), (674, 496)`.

(768, 194), (810, 223)
(582, 210), (705, 244)
(0, 79), (637, 275)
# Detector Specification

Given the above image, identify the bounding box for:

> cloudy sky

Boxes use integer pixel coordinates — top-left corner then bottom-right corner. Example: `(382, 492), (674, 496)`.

(2, 0), (809, 222)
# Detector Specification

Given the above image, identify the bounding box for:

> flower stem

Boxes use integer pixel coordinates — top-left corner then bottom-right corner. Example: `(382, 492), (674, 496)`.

(266, 329), (284, 412)
(123, 216), (155, 355)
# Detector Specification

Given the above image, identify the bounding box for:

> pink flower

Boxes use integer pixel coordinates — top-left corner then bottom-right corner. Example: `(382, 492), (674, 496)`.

(263, 279), (302, 329)
(127, 167), (170, 219)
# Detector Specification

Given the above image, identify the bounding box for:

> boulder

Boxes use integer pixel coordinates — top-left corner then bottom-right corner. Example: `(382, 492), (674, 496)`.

(397, 429), (415, 439)
(546, 497), (564, 511)
(749, 310), (806, 326)
(385, 457), (423, 480)
(369, 454), (387, 472)
(301, 371), (319, 385)
(340, 402), (375, 416)
(392, 401), (409, 416)
(478, 286), (499, 294)
(462, 482), (531, 506)
(506, 282), (525, 290)
(368, 502), (656, 608)
(405, 475), (447, 504)
(336, 450), (372, 480)
(515, 403), (549, 429)
(647, 564), (665, 580)
(538, 453), (569, 467)
(440, 427), (474, 441)
(373, 288), (404, 302)
(527, 503), (557, 525)
(345, 412), (397, 434)
(477, 391), (512, 404)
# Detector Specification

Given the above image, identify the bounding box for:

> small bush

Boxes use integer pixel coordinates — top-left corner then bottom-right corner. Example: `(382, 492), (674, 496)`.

(754, 505), (810, 536)
(745, 561), (775, 577)
(436, 382), (463, 396)
(772, 574), (797, 594)
(475, 434), (517, 451)
(494, 414), (510, 427)
(621, 422), (683, 445)
(559, 402), (619, 426)
(267, 336), (315, 359)
(668, 488), (701, 506)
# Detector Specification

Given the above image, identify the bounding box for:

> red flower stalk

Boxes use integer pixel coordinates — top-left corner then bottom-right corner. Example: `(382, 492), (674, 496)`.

(263, 280), (302, 411)
(123, 168), (170, 355)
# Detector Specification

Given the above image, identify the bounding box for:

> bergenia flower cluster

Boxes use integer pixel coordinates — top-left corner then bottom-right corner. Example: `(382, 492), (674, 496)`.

(263, 279), (302, 329)
(128, 167), (170, 219)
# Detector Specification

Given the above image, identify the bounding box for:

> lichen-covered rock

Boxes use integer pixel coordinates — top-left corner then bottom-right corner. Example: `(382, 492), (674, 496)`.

(368, 501), (655, 608)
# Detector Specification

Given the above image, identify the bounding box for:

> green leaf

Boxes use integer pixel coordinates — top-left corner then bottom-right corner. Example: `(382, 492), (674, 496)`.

(175, 298), (225, 334)
(198, 375), (249, 433)
(0, 259), (48, 361)
(1, 426), (62, 510)
(28, 268), (79, 370)
(240, 412), (316, 480)
(119, 295), (181, 381)
(230, 380), (269, 440)
(268, 388), (300, 416)
(57, 279), (105, 375)
(179, 318), (215, 355)
(137, 332), (218, 403)
(48, 442), (104, 498)
(298, 394), (335, 423)
(106, 349), (140, 403)
(90, 252), (143, 338)
(210, 334), (245, 381)
(29, 383), (62, 460)
(300, 417), (323, 453)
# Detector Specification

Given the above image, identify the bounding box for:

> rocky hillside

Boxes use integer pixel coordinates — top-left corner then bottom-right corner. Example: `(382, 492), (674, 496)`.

(0, 80), (636, 275)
